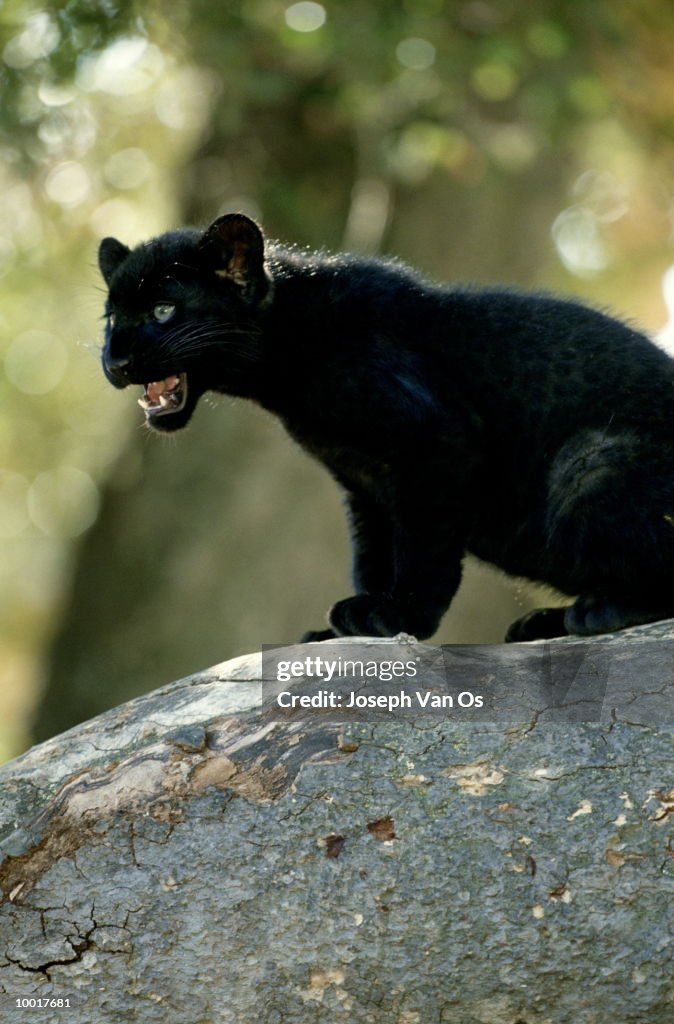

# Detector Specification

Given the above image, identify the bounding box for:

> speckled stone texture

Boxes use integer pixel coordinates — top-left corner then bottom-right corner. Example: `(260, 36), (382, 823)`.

(0, 623), (673, 1023)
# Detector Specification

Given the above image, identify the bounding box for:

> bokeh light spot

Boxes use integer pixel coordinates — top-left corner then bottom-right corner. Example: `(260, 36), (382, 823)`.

(285, 3), (327, 33)
(154, 68), (220, 131)
(78, 38), (164, 96)
(38, 81), (76, 108)
(396, 38), (436, 71)
(488, 125), (538, 171)
(5, 330), (68, 395)
(104, 148), (153, 190)
(472, 62), (519, 101)
(3, 12), (60, 69)
(89, 197), (148, 241)
(44, 162), (91, 207)
(27, 467), (100, 539)
(526, 21), (569, 60)
(552, 207), (608, 277)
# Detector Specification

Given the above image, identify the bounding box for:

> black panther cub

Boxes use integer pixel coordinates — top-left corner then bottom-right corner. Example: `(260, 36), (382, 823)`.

(99, 213), (674, 642)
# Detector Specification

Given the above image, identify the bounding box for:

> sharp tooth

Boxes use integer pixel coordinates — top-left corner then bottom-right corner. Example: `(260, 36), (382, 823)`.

(159, 395), (170, 407)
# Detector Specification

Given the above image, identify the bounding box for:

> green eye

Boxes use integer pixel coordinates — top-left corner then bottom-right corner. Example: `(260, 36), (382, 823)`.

(153, 302), (176, 323)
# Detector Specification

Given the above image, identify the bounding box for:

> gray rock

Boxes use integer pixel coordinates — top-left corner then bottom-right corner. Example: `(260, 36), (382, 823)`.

(1, 624), (673, 1023)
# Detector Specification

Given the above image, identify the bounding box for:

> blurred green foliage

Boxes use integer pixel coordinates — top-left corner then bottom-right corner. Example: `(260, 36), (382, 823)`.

(1, 1), (674, 756)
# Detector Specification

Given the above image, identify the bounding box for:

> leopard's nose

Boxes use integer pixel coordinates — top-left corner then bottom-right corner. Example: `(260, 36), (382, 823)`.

(106, 354), (130, 370)
(103, 350), (133, 388)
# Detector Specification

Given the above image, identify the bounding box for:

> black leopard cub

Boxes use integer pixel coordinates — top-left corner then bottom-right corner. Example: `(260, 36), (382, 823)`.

(99, 213), (674, 642)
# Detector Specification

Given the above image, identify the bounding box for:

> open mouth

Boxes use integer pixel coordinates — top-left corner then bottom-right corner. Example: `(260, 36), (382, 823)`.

(138, 373), (188, 418)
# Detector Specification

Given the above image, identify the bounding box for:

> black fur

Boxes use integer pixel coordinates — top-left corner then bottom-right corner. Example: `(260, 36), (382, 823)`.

(99, 214), (674, 642)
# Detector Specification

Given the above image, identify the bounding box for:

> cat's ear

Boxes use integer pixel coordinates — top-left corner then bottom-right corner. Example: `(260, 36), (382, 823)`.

(200, 213), (266, 301)
(98, 237), (131, 285)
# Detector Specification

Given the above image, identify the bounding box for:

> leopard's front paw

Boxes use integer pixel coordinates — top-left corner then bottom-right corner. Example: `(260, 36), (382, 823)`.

(329, 594), (404, 638)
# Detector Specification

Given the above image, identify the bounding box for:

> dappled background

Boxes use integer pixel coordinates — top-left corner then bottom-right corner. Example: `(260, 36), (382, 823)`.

(2, 0), (674, 756)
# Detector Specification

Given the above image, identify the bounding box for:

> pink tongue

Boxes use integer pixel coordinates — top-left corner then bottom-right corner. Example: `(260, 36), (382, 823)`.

(146, 376), (179, 404)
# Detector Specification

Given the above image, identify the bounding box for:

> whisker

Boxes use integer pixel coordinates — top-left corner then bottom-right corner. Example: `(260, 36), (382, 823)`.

(152, 320), (261, 361)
